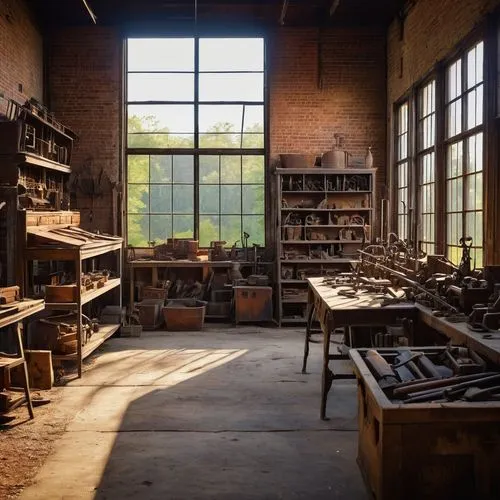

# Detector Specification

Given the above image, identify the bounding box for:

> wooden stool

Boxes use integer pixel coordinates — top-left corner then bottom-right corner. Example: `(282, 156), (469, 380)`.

(0, 323), (34, 419)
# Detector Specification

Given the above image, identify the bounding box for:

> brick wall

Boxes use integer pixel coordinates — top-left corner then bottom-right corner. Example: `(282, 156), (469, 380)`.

(388, 0), (500, 106)
(47, 25), (387, 241)
(0, 0), (43, 114)
(48, 28), (121, 235)
(268, 27), (388, 238)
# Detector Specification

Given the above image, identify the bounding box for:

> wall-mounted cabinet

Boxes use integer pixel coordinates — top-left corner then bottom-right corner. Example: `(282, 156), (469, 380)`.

(275, 168), (376, 324)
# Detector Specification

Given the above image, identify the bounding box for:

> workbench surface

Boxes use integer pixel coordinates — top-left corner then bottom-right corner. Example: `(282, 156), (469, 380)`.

(417, 304), (500, 365)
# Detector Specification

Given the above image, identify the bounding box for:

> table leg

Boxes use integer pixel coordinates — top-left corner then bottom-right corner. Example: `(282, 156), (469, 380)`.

(320, 311), (334, 420)
(16, 324), (33, 419)
(152, 267), (158, 288)
(129, 266), (134, 315)
(302, 302), (315, 374)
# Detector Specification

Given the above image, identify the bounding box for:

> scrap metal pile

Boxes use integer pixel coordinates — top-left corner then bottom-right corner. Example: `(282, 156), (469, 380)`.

(362, 347), (500, 403)
(325, 232), (500, 333)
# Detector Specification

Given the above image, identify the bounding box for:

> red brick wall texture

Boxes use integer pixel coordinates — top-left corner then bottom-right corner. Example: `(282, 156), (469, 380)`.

(0, 0), (43, 115)
(48, 28), (122, 234)
(387, 0), (500, 105)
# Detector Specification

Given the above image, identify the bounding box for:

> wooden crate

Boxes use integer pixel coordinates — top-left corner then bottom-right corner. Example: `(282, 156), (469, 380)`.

(137, 298), (165, 330)
(45, 284), (78, 303)
(350, 348), (500, 500)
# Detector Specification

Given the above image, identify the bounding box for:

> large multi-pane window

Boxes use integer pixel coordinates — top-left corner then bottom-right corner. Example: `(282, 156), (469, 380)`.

(445, 41), (484, 266)
(126, 38), (265, 247)
(393, 39), (485, 268)
(417, 80), (436, 255)
(396, 102), (410, 240)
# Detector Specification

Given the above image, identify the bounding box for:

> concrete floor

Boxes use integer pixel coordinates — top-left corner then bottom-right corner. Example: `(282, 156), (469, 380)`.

(20, 326), (367, 500)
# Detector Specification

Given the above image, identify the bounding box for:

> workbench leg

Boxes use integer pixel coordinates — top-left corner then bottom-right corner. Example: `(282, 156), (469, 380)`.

(16, 324), (33, 419)
(129, 266), (134, 315)
(320, 312), (334, 420)
(152, 267), (158, 288)
(302, 302), (315, 374)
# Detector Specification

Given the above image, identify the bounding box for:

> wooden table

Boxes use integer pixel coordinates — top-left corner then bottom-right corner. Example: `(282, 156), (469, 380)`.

(305, 278), (417, 419)
(0, 299), (45, 419)
(128, 257), (268, 315)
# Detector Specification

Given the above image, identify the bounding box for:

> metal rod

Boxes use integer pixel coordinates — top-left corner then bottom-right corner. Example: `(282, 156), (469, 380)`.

(357, 249), (458, 312)
(329, 0), (341, 16)
(82, 0), (97, 23)
(279, 0), (289, 25)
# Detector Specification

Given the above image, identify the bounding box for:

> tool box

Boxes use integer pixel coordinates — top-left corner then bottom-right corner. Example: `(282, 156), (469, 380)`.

(350, 347), (500, 500)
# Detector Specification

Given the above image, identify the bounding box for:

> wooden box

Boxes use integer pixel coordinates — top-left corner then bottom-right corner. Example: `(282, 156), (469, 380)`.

(350, 348), (500, 500)
(234, 286), (273, 323)
(163, 299), (207, 331)
(45, 284), (78, 303)
(137, 298), (165, 330)
(11, 350), (54, 390)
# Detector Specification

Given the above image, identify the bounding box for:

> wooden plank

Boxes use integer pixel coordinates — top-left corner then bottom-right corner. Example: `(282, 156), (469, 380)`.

(0, 300), (45, 329)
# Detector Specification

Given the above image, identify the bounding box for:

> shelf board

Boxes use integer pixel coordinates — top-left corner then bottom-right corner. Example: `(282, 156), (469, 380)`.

(281, 208), (372, 212)
(282, 190), (371, 194)
(52, 324), (120, 362)
(45, 278), (121, 310)
(276, 168), (377, 175)
(17, 152), (71, 174)
(281, 279), (309, 284)
(280, 317), (307, 324)
(281, 258), (357, 264)
(282, 298), (308, 304)
(281, 224), (366, 228)
(281, 240), (364, 244)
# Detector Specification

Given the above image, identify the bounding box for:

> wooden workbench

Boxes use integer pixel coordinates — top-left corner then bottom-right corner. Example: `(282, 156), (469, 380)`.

(0, 299), (45, 419)
(128, 257), (268, 317)
(417, 304), (500, 365)
(306, 278), (417, 419)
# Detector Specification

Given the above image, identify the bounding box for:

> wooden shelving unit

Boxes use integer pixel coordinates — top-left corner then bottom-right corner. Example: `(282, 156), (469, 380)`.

(23, 216), (123, 378)
(0, 99), (123, 378)
(275, 167), (376, 325)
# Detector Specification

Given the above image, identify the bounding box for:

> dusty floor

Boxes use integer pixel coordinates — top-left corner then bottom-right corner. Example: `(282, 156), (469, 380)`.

(4, 326), (366, 499)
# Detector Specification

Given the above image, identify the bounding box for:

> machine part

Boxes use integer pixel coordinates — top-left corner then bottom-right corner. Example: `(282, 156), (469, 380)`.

(364, 350), (399, 388)
(391, 349), (426, 379)
(418, 354), (443, 379)
(458, 236), (473, 278)
(357, 249), (458, 313)
(463, 385), (500, 402)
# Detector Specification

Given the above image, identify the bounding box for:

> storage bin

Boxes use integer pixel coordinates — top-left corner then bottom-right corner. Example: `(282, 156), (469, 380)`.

(163, 299), (207, 331)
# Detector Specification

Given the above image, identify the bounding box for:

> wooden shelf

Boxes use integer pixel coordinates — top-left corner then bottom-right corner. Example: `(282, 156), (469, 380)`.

(0, 300), (45, 329)
(275, 168), (377, 175)
(281, 207), (372, 212)
(16, 152), (71, 174)
(281, 240), (364, 244)
(281, 258), (356, 264)
(276, 167), (375, 326)
(44, 278), (121, 309)
(282, 190), (371, 194)
(281, 224), (366, 228)
(52, 324), (120, 362)
(281, 317), (307, 324)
